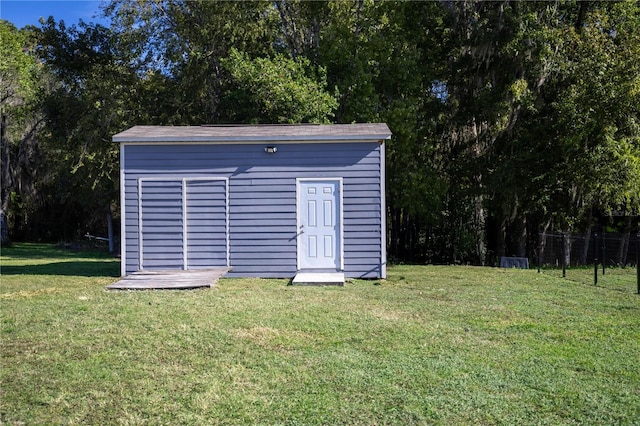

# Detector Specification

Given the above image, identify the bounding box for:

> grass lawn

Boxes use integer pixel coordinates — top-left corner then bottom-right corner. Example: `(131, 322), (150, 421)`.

(539, 265), (639, 294)
(1, 243), (639, 425)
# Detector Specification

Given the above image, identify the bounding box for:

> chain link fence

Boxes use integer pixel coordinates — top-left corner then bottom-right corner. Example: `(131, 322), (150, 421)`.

(537, 232), (640, 294)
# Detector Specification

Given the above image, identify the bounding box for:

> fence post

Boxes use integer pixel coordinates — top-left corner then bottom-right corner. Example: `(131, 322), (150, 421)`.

(562, 232), (567, 278)
(593, 232), (598, 286)
(602, 230), (606, 275)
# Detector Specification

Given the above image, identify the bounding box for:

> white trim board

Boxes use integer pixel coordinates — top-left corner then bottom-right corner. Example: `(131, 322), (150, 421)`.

(182, 178), (188, 269)
(380, 142), (387, 279)
(120, 145), (127, 277)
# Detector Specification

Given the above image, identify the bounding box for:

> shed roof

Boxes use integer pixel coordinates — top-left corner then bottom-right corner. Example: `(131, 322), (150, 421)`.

(113, 123), (391, 143)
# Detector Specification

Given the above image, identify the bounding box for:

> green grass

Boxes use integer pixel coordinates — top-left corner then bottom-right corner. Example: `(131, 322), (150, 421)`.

(539, 265), (638, 294)
(1, 243), (639, 425)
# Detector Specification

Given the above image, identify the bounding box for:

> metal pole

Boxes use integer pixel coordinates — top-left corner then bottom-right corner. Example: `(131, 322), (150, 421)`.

(562, 232), (567, 278)
(593, 233), (598, 286)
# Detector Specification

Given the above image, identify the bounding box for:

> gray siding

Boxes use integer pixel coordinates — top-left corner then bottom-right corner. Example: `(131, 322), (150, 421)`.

(186, 180), (227, 269)
(122, 142), (383, 278)
(139, 180), (183, 270)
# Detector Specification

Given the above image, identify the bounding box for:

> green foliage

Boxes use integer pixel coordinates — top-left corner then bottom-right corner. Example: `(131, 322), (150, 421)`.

(0, 21), (38, 104)
(551, 1), (640, 217)
(105, 0), (279, 124)
(2, 0), (639, 262)
(0, 21), (46, 241)
(28, 19), (141, 239)
(223, 48), (337, 124)
(441, 1), (640, 260)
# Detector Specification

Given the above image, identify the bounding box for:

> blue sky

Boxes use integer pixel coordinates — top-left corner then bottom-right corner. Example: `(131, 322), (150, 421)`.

(1, 0), (109, 29)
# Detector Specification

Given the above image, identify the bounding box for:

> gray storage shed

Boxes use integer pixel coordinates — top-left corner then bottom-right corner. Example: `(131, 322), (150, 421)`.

(114, 123), (391, 280)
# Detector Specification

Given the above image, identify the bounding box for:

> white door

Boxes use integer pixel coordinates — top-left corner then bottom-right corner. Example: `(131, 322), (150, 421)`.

(298, 180), (341, 270)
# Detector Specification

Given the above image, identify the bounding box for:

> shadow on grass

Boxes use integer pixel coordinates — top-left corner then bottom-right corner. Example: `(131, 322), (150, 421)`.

(1, 261), (120, 277)
(1, 244), (119, 277)
(1, 243), (114, 260)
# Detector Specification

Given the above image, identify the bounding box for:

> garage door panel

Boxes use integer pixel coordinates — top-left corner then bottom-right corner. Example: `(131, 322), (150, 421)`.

(187, 224), (227, 235)
(142, 239), (184, 249)
(141, 192), (182, 200)
(141, 221), (184, 228)
(186, 179), (227, 268)
(184, 203), (226, 212)
(187, 213), (226, 221)
(139, 178), (228, 271)
(187, 185), (226, 195)
(140, 180), (183, 270)
(141, 245), (183, 253)
(187, 238), (227, 246)
(187, 224), (227, 232)
(142, 201), (182, 210)
(188, 251), (227, 259)
(143, 258), (184, 269)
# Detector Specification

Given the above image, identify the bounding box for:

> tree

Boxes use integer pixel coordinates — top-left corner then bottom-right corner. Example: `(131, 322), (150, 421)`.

(33, 18), (155, 244)
(3, 0), (638, 264)
(312, 1), (450, 262)
(0, 21), (43, 244)
(222, 48), (337, 124)
(439, 1), (640, 264)
(549, 1), (640, 227)
(105, 0), (279, 124)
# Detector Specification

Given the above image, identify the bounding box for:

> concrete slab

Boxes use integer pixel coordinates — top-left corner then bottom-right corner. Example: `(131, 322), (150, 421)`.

(107, 268), (229, 290)
(292, 272), (345, 286)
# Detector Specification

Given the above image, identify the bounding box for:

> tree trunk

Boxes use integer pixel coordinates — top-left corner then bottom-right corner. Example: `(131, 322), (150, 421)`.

(496, 216), (506, 259)
(469, 117), (486, 266)
(618, 215), (632, 266)
(403, 211), (412, 261)
(538, 219), (551, 266)
(106, 204), (114, 254)
(580, 210), (592, 265)
(473, 194), (486, 265)
(563, 230), (572, 267)
(1, 113), (12, 246)
(514, 215), (527, 257)
(390, 206), (401, 260)
(575, 1), (589, 32)
(0, 209), (9, 246)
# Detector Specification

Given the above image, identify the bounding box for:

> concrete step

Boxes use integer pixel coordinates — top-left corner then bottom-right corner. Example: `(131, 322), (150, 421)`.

(292, 271), (345, 286)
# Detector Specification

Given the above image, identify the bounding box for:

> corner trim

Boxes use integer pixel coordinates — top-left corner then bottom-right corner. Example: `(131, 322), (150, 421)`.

(380, 142), (387, 279)
(119, 145), (126, 277)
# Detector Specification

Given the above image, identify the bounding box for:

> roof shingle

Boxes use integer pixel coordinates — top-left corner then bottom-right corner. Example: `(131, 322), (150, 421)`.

(113, 124), (391, 143)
